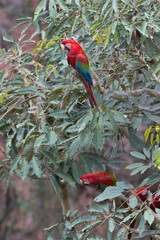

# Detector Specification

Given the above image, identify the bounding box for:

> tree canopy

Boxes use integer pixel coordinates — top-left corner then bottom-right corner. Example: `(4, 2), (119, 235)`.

(1, 0), (160, 239)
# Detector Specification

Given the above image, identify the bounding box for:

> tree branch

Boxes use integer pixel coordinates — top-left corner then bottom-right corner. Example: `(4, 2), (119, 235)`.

(59, 180), (71, 220)
(75, 67), (160, 101)
(105, 88), (160, 100)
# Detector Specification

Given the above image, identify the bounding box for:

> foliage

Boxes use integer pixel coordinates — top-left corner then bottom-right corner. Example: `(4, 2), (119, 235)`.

(1, 0), (160, 239)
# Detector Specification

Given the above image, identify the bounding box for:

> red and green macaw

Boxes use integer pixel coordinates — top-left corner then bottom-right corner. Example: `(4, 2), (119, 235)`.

(134, 187), (160, 212)
(134, 187), (151, 202)
(80, 170), (117, 190)
(150, 194), (160, 212)
(61, 39), (98, 109)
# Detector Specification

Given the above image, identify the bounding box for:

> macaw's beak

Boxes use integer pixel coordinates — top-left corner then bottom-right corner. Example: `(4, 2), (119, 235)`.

(61, 44), (65, 53)
(80, 178), (90, 185)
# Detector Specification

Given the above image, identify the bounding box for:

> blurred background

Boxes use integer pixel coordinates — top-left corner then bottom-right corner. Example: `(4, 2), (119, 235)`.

(0, 1), (62, 240)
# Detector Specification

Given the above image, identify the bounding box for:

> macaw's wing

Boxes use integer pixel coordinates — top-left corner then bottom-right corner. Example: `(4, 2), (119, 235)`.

(99, 174), (116, 188)
(76, 53), (99, 110)
(76, 53), (93, 85)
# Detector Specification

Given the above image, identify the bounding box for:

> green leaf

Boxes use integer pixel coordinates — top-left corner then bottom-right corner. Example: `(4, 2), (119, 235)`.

(14, 20), (28, 29)
(129, 133), (145, 151)
(55, 172), (76, 188)
(77, 112), (93, 132)
(79, 130), (92, 150)
(102, 0), (110, 15)
(68, 137), (79, 157)
(155, 208), (160, 215)
(49, 0), (56, 8)
(21, 159), (31, 180)
(129, 195), (138, 209)
(34, 0), (47, 21)
(3, 35), (14, 43)
(112, 0), (118, 13)
(75, 0), (80, 7)
(71, 161), (82, 183)
(117, 227), (125, 237)
(49, 175), (60, 196)
(111, 110), (130, 123)
(56, 0), (67, 10)
(144, 210), (154, 225)
(49, 0), (57, 21)
(126, 163), (144, 170)
(39, 149), (57, 167)
(34, 134), (46, 150)
(107, 113), (118, 134)
(145, 112), (160, 124)
(130, 151), (146, 160)
(93, 127), (104, 150)
(145, 38), (156, 57)
(139, 215), (146, 236)
(0, 162), (4, 168)
(48, 130), (57, 147)
(94, 186), (123, 202)
(71, 215), (99, 228)
(49, 109), (69, 119)
(116, 181), (133, 190)
(81, 220), (102, 233)
(87, 203), (103, 213)
(0, 90), (11, 103)
(0, 69), (8, 84)
(9, 155), (20, 174)
(104, 25), (111, 47)
(31, 156), (42, 178)
(79, 152), (105, 171)
(43, 222), (61, 232)
(130, 164), (151, 176)
(136, 22), (148, 37)
(0, 171), (6, 182)
(21, 22), (32, 35)
(82, 14), (90, 28)
(108, 218), (115, 232)
(121, 212), (137, 223)
(5, 174), (11, 193)
(13, 86), (37, 95)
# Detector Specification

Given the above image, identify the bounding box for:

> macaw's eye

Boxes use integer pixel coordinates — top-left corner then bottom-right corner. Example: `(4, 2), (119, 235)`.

(65, 46), (70, 51)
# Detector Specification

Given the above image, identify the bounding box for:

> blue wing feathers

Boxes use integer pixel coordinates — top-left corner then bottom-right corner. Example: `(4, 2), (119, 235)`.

(76, 55), (93, 85)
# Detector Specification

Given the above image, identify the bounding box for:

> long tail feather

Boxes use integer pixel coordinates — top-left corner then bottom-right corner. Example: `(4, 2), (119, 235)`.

(88, 83), (99, 110)
(82, 78), (99, 110)
(83, 80), (94, 108)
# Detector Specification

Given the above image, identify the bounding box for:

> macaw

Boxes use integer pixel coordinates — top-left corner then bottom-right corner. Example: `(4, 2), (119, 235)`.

(134, 187), (151, 202)
(150, 195), (160, 212)
(80, 170), (117, 190)
(61, 39), (98, 109)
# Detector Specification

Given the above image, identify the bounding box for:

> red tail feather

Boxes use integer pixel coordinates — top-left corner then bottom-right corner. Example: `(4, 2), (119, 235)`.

(88, 84), (99, 110)
(82, 80), (99, 110)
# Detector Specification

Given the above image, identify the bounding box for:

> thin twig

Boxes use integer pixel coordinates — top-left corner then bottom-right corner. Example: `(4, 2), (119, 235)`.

(0, 96), (23, 120)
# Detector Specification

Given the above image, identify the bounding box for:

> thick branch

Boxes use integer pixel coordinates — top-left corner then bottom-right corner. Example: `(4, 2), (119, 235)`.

(105, 88), (160, 100)
(90, 67), (104, 94)
(75, 69), (160, 101)
(59, 180), (71, 220)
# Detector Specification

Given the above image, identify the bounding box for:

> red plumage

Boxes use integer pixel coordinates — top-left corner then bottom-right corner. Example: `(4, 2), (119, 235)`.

(150, 195), (160, 212)
(134, 187), (150, 202)
(80, 170), (116, 190)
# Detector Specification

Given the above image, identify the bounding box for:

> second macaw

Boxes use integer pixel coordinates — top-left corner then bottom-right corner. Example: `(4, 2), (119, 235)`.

(80, 170), (117, 190)
(150, 194), (160, 212)
(134, 187), (151, 202)
(61, 39), (98, 110)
